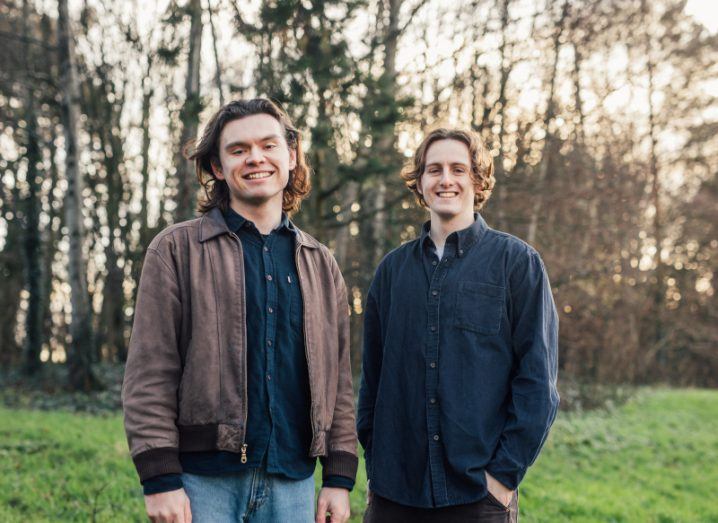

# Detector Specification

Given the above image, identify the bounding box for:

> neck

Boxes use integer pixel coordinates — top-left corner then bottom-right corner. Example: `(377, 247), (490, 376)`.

(428, 211), (475, 250)
(230, 198), (283, 235)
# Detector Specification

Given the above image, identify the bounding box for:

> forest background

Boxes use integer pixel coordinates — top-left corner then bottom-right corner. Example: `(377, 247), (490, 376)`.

(1, 0), (717, 411)
(1, 0), (717, 521)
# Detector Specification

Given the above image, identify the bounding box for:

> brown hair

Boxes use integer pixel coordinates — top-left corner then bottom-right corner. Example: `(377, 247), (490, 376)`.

(400, 128), (495, 210)
(189, 98), (311, 215)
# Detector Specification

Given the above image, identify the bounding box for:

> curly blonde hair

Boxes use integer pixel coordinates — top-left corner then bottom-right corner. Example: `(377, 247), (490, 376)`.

(401, 128), (495, 210)
(189, 98), (311, 215)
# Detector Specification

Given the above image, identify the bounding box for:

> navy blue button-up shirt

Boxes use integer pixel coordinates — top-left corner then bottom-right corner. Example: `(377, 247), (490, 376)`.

(143, 209), (353, 494)
(176, 210), (316, 478)
(357, 214), (559, 508)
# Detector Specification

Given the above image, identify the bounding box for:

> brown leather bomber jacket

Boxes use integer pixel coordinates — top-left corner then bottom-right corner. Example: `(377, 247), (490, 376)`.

(121, 208), (358, 483)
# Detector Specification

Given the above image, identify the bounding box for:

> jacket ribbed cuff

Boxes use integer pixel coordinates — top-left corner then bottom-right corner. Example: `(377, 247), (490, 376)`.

(320, 450), (358, 482)
(133, 447), (182, 482)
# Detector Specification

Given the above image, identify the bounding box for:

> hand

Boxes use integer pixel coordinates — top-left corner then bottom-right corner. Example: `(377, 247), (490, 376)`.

(485, 471), (514, 508)
(316, 487), (351, 523)
(144, 488), (192, 523)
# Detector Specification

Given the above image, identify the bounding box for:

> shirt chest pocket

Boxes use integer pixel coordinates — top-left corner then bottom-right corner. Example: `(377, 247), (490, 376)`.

(454, 281), (505, 336)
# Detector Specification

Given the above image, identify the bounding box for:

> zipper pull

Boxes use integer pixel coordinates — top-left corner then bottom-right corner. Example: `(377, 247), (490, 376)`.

(240, 443), (248, 464)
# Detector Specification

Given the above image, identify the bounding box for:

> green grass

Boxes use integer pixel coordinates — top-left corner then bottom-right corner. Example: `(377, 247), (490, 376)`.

(0, 388), (716, 522)
(519, 389), (718, 522)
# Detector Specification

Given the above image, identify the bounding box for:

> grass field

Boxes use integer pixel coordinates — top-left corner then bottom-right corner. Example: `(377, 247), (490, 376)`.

(1, 388), (716, 522)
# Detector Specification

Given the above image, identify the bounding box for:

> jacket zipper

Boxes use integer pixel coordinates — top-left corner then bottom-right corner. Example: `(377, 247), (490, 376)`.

(230, 231), (249, 461)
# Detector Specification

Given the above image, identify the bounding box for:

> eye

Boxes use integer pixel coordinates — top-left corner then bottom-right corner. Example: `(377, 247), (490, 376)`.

(232, 148), (246, 155)
(426, 167), (440, 175)
(265, 142), (277, 150)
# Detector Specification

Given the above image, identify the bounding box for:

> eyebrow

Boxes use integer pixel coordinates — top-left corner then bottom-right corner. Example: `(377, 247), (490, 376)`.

(224, 134), (282, 150)
(425, 161), (469, 168)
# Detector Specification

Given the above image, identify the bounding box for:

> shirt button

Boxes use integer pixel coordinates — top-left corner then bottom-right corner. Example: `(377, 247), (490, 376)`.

(459, 249), (464, 256)
(268, 307), (273, 313)
(430, 326), (436, 332)
(430, 398), (437, 404)
(263, 246), (269, 252)
(429, 362), (436, 368)
(267, 339), (272, 346)
(266, 274), (272, 281)
(433, 434), (440, 441)
(267, 374), (271, 380)
(432, 260), (437, 266)
(431, 290), (438, 296)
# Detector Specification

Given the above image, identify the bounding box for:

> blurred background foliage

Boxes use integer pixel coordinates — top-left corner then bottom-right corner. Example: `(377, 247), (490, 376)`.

(0, 0), (716, 396)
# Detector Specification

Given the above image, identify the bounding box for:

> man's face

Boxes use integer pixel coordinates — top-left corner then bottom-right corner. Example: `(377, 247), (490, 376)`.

(418, 139), (475, 223)
(213, 113), (297, 211)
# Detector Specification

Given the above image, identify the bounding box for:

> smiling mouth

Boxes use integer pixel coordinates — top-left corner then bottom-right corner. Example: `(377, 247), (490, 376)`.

(243, 171), (273, 180)
(436, 191), (458, 198)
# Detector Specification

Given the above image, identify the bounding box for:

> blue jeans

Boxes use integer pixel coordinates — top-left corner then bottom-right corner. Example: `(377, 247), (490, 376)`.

(182, 469), (315, 522)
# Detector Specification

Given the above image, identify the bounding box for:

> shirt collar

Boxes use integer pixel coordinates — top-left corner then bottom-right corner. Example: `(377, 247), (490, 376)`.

(223, 207), (293, 235)
(419, 213), (488, 257)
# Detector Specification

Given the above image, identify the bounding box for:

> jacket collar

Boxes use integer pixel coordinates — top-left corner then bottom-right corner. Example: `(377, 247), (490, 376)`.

(198, 206), (320, 249)
(199, 207), (231, 242)
(295, 228), (321, 249)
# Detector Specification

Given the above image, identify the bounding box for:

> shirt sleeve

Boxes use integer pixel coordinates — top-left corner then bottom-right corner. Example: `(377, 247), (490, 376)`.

(357, 267), (384, 476)
(322, 474), (355, 491)
(486, 251), (560, 490)
(142, 473), (183, 495)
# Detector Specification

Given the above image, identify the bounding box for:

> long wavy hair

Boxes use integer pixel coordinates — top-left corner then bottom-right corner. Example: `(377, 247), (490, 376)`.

(401, 128), (495, 210)
(188, 98), (311, 215)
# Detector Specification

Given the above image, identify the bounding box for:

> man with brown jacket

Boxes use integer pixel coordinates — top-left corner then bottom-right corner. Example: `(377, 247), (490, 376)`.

(122, 99), (357, 523)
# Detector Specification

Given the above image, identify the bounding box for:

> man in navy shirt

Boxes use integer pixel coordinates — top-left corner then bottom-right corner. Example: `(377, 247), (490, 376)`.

(123, 99), (357, 523)
(358, 128), (559, 522)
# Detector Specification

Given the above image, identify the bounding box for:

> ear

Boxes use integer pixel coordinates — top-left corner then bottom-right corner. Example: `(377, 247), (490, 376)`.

(416, 174), (424, 195)
(211, 160), (225, 181)
(288, 148), (297, 171)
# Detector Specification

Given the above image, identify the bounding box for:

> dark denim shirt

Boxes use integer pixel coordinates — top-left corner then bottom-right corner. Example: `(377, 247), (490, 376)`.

(357, 214), (559, 508)
(143, 209), (353, 494)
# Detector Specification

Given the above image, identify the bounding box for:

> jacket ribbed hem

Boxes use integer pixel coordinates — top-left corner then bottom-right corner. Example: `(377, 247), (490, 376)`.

(133, 447), (182, 482)
(321, 450), (358, 481)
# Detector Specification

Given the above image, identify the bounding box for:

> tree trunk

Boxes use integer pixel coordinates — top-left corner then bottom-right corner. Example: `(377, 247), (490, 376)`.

(99, 82), (129, 363)
(21, 0), (44, 376)
(57, 0), (99, 391)
(490, 0), (512, 231)
(370, 0), (402, 265)
(573, 42), (596, 258)
(526, 0), (568, 246)
(371, 181), (387, 265)
(0, 179), (24, 369)
(207, 0), (224, 106)
(333, 182), (359, 271)
(131, 65), (154, 312)
(41, 134), (61, 359)
(175, 0), (203, 221)
(642, 0), (665, 362)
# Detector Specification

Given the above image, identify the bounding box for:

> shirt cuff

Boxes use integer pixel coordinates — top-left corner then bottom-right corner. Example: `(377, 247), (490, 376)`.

(322, 474), (355, 491)
(485, 459), (524, 491)
(142, 473), (184, 495)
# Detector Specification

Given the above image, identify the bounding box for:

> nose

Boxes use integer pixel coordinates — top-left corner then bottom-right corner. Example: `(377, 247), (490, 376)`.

(246, 145), (265, 164)
(438, 167), (452, 186)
